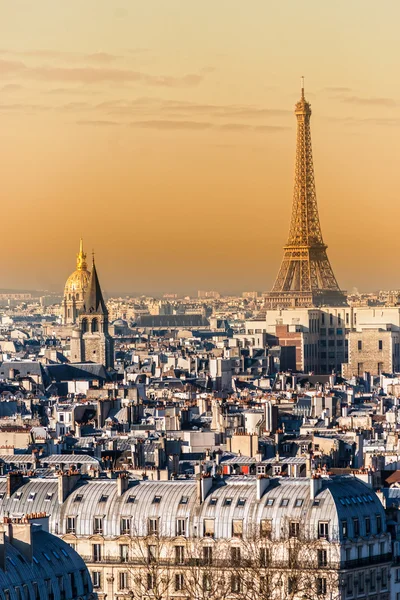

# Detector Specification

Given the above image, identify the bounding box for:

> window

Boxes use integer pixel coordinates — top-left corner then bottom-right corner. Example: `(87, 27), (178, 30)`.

(224, 497), (232, 506)
(147, 573), (154, 591)
(358, 340), (362, 351)
(352, 517), (359, 537)
(359, 572), (364, 593)
(28, 492), (36, 502)
(202, 573), (211, 592)
(93, 517), (103, 534)
(365, 516), (371, 535)
(74, 494), (83, 503)
(288, 577), (296, 595)
(232, 519), (243, 538)
(175, 574), (184, 592)
(317, 578), (327, 595)
(382, 567), (388, 588)
(370, 569), (376, 591)
(148, 518), (159, 535)
(92, 544), (101, 562)
(280, 498), (289, 507)
(203, 519), (214, 537)
(175, 545), (184, 565)
(45, 492), (53, 502)
(14, 492), (22, 501)
(318, 521), (329, 539)
(148, 545), (157, 563)
(209, 497), (217, 506)
(260, 547), (270, 566)
(318, 549), (327, 567)
(237, 497), (246, 507)
(346, 574), (353, 597)
(265, 498), (275, 507)
(152, 495), (161, 504)
(294, 498), (303, 507)
(180, 496), (188, 505)
(127, 495), (136, 503)
(376, 514), (382, 533)
(120, 544), (128, 563)
(176, 518), (186, 536)
(119, 571), (128, 590)
(120, 517), (130, 535)
(99, 494), (108, 503)
(341, 520), (348, 538)
(66, 517), (75, 534)
(231, 574), (241, 593)
(231, 547), (241, 564)
(203, 546), (212, 565)
(379, 340), (383, 350)
(289, 522), (299, 538)
(260, 519), (272, 538)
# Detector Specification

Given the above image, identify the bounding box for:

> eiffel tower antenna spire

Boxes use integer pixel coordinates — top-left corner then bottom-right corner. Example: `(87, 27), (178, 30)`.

(265, 82), (347, 309)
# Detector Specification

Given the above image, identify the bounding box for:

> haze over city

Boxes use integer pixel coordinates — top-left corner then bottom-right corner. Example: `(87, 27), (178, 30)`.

(1, 0), (400, 294)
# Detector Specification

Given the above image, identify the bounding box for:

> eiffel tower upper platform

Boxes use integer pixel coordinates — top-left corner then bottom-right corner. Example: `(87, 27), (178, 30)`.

(265, 81), (347, 309)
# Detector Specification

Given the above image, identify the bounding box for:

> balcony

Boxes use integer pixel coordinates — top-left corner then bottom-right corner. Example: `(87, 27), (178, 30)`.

(342, 553), (392, 570)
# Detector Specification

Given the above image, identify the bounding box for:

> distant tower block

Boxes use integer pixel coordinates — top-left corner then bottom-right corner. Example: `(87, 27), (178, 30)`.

(265, 81), (347, 308)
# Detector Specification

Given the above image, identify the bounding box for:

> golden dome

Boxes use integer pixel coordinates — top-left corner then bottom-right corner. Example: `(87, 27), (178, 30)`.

(64, 239), (91, 298)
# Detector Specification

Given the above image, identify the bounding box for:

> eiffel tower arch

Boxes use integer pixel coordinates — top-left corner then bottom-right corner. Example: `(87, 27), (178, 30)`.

(265, 83), (347, 309)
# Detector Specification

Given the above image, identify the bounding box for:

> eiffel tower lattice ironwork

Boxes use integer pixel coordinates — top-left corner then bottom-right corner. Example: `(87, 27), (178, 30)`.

(265, 81), (347, 309)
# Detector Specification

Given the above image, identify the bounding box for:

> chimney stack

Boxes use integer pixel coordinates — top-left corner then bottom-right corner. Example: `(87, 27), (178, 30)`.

(117, 473), (129, 496)
(256, 475), (270, 501)
(58, 471), (81, 504)
(6, 472), (23, 499)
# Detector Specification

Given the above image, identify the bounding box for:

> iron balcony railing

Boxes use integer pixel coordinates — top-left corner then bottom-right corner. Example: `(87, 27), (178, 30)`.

(80, 553), (393, 569)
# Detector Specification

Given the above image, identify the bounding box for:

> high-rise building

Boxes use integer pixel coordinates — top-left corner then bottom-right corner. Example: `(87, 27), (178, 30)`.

(70, 256), (114, 368)
(62, 239), (91, 324)
(265, 82), (346, 309)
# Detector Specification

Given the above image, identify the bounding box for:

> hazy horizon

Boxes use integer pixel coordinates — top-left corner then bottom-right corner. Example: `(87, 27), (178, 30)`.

(2, 1), (400, 295)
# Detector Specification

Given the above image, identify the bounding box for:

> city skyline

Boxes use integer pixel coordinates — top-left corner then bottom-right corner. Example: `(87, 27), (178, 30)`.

(2, 1), (400, 294)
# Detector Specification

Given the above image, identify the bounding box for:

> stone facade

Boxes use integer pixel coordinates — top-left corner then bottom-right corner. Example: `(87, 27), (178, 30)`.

(342, 328), (400, 378)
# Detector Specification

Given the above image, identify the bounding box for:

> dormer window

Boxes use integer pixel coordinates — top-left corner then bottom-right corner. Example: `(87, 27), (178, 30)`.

(28, 492), (36, 502)
(99, 494), (108, 503)
(153, 496), (161, 504)
(14, 492), (22, 501)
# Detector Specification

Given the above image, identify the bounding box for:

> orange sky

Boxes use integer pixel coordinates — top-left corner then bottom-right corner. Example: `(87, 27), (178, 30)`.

(1, 1), (400, 295)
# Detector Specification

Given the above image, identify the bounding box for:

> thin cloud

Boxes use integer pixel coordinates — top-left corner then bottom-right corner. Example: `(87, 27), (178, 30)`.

(128, 120), (289, 132)
(0, 83), (24, 92)
(76, 120), (119, 126)
(323, 86), (352, 93)
(131, 120), (212, 130)
(0, 58), (204, 87)
(336, 94), (397, 107)
(0, 49), (120, 63)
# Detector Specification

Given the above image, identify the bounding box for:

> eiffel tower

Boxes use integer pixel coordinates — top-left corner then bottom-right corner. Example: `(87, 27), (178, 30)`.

(265, 81), (347, 309)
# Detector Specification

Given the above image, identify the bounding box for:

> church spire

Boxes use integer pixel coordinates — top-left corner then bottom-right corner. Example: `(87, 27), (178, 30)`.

(80, 256), (107, 315)
(76, 238), (87, 271)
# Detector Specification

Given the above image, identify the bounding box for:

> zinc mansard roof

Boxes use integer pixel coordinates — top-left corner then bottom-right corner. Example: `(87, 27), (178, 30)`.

(0, 528), (92, 600)
(0, 474), (385, 543)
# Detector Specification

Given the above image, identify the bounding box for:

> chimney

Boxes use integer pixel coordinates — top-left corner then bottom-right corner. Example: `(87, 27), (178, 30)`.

(256, 475), (270, 501)
(196, 474), (213, 504)
(0, 529), (5, 571)
(310, 475), (323, 500)
(306, 454), (312, 478)
(58, 471), (81, 504)
(6, 472), (23, 499)
(117, 474), (129, 496)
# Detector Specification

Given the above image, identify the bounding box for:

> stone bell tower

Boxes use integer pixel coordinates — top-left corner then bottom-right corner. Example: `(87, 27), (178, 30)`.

(70, 256), (114, 369)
